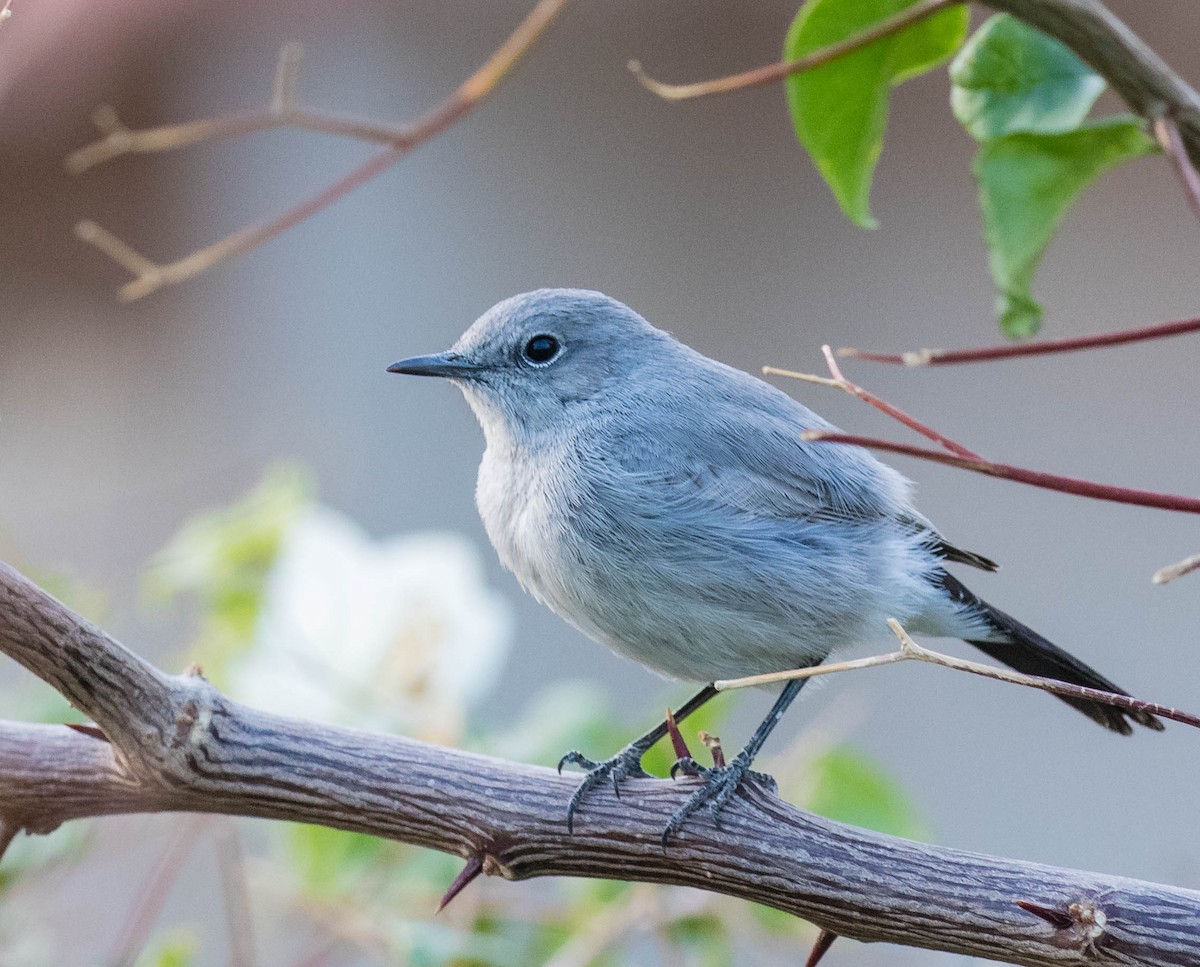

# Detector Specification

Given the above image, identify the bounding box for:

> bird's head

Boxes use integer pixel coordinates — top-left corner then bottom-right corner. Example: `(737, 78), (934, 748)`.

(389, 288), (663, 445)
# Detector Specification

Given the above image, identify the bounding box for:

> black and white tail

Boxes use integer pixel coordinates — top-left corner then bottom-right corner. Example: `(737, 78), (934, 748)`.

(938, 572), (1163, 735)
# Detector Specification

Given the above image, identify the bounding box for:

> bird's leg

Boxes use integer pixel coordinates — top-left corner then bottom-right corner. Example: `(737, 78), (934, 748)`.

(663, 677), (807, 846)
(558, 684), (718, 833)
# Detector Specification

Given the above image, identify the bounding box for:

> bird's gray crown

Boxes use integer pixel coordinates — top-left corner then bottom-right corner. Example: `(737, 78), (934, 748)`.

(390, 289), (667, 442)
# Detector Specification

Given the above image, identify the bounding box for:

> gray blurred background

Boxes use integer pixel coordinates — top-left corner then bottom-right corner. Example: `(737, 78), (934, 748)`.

(2, 0), (1199, 964)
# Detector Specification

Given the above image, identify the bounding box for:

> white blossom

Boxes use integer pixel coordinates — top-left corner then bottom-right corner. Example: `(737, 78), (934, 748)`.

(230, 506), (513, 742)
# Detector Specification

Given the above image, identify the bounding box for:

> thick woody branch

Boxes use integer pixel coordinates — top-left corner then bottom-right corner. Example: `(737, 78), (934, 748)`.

(1, 564), (1199, 965)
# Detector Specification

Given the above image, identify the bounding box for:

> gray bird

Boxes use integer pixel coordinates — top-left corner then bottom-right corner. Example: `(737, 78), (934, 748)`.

(389, 289), (1161, 842)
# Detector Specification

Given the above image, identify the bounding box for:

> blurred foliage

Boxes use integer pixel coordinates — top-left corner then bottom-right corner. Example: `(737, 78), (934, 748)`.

(784, 5), (1161, 338)
(132, 930), (198, 967)
(784, 0), (969, 229)
(807, 745), (928, 840)
(142, 463), (312, 679)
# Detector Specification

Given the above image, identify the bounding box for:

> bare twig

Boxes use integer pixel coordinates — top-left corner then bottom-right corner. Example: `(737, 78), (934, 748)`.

(1154, 115), (1200, 223)
(838, 314), (1200, 366)
(804, 429), (1200, 515)
(70, 0), (568, 300)
(65, 45), (415, 176)
(716, 619), (1200, 730)
(0, 562), (1199, 964)
(1153, 553), (1200, 585)
(765, 346), (980, 459)
(628, 0), (960, 101)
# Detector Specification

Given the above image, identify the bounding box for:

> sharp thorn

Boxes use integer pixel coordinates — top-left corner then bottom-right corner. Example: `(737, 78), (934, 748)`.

(437, 855), (484, 913)
(1015, 899), (1075, 929)
(665, 706), (692, 761)
(65, 722), (109, 742)
(805, 929), (839, 967)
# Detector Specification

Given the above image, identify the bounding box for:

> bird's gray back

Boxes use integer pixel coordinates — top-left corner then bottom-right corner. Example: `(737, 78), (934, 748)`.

(476, 338), (957, 681)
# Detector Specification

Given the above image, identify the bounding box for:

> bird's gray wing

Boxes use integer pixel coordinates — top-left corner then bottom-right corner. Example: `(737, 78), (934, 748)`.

(611, 361), (997, 569)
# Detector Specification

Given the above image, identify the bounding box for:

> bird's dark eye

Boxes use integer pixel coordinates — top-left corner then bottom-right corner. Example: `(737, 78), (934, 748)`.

(522, 334), (560, 365)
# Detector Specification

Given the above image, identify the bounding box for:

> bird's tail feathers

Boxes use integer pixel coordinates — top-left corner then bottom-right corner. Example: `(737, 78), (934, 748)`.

(937, 572), (1162, 735)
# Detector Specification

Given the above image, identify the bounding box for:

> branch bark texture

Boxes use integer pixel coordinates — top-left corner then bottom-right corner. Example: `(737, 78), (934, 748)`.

(1, 563), (1198, 965)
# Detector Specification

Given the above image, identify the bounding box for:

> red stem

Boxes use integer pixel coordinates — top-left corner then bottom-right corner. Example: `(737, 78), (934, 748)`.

(841, 315), (1200, 366)
(806, 431), (1200, 514)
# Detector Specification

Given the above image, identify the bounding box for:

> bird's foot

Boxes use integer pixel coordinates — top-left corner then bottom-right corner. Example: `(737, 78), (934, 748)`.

(663, 753), (777, 846)
(558, 737), (653, 833)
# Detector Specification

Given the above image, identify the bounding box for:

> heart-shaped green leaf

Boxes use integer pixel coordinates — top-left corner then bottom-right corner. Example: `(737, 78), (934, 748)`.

(951, 14), (1107, 140)
(785, 0), (970, 228)
(975, 116), (1158, 338)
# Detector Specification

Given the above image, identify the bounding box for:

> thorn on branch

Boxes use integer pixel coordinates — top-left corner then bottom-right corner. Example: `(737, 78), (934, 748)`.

(65, 722), (110, 742)
(805, 928), (839, 967)
(0, 816), (21, 864)
(664, 706), (692, 762)
(437, 854), (484, 913)
(1016, 899), (1108, 953)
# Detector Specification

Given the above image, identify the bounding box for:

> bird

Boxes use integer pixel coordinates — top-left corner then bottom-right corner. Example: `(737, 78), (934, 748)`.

(388, 288), (1162, 842)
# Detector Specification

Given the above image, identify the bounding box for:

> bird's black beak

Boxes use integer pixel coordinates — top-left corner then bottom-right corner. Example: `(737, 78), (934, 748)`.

(387, 351), (480, 379)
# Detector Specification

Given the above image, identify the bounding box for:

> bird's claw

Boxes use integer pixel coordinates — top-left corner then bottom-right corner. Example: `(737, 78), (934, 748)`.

(559, 739), (652, 833)
(662, 753), (777, 846)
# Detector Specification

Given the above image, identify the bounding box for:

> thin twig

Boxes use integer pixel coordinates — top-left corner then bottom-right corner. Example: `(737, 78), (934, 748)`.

(71, 0), (568, 300)
(765, 346), (980, 459)
(629, 0), (959, 101)
(1154, 115), (1200, 224)
(66, 46), (414, 176)
(716, 619), (1200, 730)
(803, 430), (1200, 514)
(839, 314), (1200, 366)
(1153, 553), (1200, 585)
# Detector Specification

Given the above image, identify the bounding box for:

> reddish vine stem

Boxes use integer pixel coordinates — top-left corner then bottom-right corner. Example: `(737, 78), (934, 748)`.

(766, 346), (981, 459)
(1154, 114), (1200, 224)
(628, 0), (959, 101)
(804, 431), (1200, 515)
(838, 314), (1200, 366)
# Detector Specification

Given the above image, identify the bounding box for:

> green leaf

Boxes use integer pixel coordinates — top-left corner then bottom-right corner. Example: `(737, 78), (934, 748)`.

(975, 116), (1158, 337)
(807, 745), (926, 839)
(284, 822), (389, 899)
(133, 930), (197, 967)
(142, 463), (312, 678)
(950, 14), (1106, 140)
(785, 0), (970, 227)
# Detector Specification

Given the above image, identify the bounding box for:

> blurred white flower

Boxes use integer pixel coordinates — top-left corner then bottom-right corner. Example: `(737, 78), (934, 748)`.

(229, 506), (513, 742)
